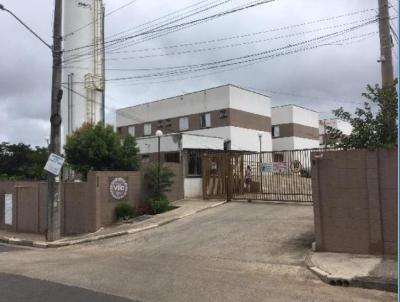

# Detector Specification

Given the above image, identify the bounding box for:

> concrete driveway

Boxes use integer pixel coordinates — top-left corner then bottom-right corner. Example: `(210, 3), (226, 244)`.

(0, 202), (396, 302)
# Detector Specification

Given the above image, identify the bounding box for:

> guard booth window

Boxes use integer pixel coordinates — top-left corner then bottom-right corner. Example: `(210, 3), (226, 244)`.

(165, 152), (180, 163)
(187, 151), (202, 177)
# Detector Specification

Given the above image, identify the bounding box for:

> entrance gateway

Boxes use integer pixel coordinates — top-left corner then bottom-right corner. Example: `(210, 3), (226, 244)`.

(202, 149), (328, 202)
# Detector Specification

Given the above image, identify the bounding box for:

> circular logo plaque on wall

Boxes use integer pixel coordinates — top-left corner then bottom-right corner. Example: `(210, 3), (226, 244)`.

(109, 177), (128, 200)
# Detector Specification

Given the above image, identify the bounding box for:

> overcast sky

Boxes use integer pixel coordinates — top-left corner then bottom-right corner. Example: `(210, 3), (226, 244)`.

(0, 0), (398, 146)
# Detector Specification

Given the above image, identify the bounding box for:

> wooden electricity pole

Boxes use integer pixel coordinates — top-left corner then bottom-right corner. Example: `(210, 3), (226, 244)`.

(378, 0), (394, 88)
(47, 0), (63, 241)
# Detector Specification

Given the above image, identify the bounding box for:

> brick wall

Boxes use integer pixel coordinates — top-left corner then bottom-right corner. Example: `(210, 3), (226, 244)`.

(312, 149), (397, 255)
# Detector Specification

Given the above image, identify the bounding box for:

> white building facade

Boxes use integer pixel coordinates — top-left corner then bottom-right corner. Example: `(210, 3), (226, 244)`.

(116, 85), (272, 152)
(271, 105), (320, 151)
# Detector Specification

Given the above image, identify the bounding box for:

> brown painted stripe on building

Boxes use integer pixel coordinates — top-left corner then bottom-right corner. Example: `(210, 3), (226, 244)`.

(117, 108), (271, 138)
(273, 123), (319, 140)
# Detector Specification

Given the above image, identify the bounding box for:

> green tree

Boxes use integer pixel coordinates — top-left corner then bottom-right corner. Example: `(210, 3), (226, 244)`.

(143, 163), (175, 200)
(329, 80), (398, 150)
(64, 122), (139, 178)
(0, 142), (48, 180)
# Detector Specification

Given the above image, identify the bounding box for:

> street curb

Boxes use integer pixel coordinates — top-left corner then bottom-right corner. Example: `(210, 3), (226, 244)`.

(0, 201), (227, 249)
(305, 251), (397, 293)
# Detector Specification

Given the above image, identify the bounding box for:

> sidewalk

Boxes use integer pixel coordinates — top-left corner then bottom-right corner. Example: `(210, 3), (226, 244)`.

(0, 199), (226, 249)
(307, 251), (398, 292)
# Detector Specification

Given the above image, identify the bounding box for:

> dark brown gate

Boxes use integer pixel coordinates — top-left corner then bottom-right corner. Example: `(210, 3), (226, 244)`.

(203, 149), (328, 202)
(202, 153), (229, 199)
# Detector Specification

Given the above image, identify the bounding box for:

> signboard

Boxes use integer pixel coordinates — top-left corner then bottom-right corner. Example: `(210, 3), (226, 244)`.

(261, 162), (288, 173)
(4, 194), (12, 225)
(273, 162), (288, 173)
(109, 177), (128, 201)
(44, 153), (65, 176)
(261, 163), (273, 173)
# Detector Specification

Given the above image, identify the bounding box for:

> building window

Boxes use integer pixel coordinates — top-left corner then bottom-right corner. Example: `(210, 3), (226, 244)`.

(219, 109), (228, 119)
(165, 152), (180, 163)
(141, 154), (150, 163)
(188, 151), (202, 176)
(200, 113), (211, 128)
(144, 123), (152, 136)
(272, 125), (280, 138)
(128, 126), (135, 136)
(179, 117), (189, 131)
(273, 152), (284, 162)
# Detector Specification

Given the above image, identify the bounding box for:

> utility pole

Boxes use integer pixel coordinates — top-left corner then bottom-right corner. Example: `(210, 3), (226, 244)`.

(47, 0), (63, 241)
(0, 2), (62, 241)
(378, 0), (394, 88)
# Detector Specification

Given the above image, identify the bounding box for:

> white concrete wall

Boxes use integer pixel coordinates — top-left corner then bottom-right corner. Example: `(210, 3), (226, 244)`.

(272, 137), (294, 151)
(291, 106), (319, 128)
(293, 137), (320, 150)
(117, 86), (230, 127)
(186, 126), (272, 152)
(228, 86), (271, 116)
(184, 178), (203, 198)
(272, 105), (318, 128)
(271, 106), (293, 125)
(185, 127), (231, 147)
(181, 134), (224, 150)
(136, 135), (180, 154)
(229, 127), (272, 152)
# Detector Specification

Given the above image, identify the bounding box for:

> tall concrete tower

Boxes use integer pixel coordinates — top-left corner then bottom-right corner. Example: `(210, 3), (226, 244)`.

(61, 0), (105, 147)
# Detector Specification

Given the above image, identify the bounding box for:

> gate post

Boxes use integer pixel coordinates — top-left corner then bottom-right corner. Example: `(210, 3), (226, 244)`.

(226, 153), (232, 202)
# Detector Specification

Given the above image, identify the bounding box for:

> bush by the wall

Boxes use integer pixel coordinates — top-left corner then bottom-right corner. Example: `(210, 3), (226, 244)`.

(115, 203), (135, 220)
(146, 195), (169, 214)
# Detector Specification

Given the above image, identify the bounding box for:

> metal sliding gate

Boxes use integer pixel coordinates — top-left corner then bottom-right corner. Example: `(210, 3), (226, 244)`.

(203, 149), (327, 202)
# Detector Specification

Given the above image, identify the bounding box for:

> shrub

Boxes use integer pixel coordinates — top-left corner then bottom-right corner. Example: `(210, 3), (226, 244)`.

(115, 203), (135, 220)
(146, 195), (170, 214)
(143, 163), (175, 200)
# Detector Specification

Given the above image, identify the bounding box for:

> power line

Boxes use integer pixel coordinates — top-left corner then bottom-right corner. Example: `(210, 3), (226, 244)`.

(64, 0), (234, 54)
(105, 0), (226, 40)
(101, 19), (379, 61)
(63, 0), (140, 39)
(388, 0), (398, 14)
(77, 19), (378, 83)
(106, 13), (379, 55)
(63, 7), (379, 65)
(101, 31), (378, 87)
(63, 0), (275, 62)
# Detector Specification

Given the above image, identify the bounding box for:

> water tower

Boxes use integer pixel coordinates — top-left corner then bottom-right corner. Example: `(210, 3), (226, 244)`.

(61, 0), (105, 147)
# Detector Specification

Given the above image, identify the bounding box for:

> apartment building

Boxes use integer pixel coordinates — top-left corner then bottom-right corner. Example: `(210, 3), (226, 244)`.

(271, 105), (319, 151)
(116, 84), (272, 152)
(116, 84), (272, 199)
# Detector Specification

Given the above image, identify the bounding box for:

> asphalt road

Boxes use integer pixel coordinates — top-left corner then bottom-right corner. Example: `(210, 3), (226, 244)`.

(0, 202), (396, 302)
(0, 273), (138, 302)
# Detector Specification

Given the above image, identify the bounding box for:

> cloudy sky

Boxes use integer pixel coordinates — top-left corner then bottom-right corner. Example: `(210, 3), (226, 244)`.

(0, 0), (398, 146)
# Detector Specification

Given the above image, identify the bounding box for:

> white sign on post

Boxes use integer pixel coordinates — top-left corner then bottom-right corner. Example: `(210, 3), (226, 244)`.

(261, 162), (288, 173)
(44, 153), (65, 176)
(4, 194), (12, 225)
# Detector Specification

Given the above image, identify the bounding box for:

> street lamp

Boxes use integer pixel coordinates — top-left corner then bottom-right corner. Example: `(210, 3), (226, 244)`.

(155, 130), (163, 196)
